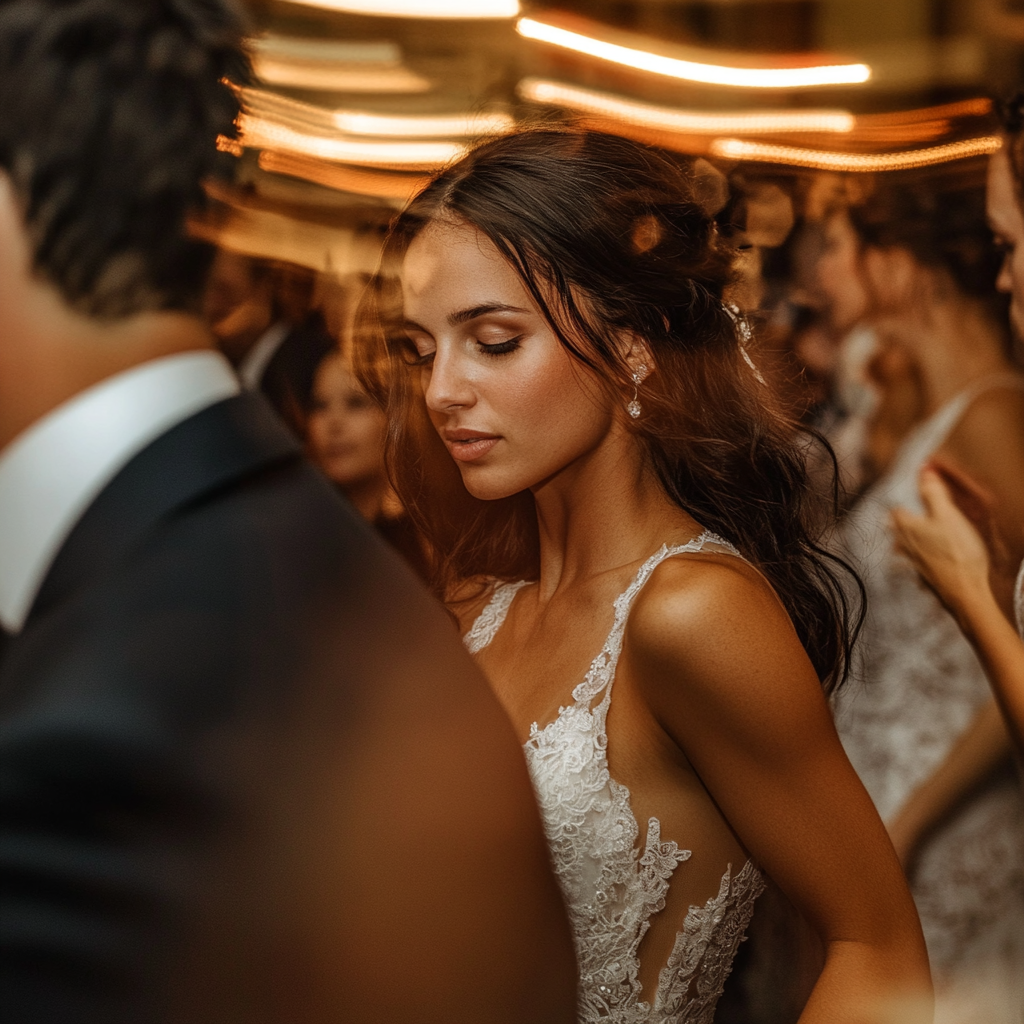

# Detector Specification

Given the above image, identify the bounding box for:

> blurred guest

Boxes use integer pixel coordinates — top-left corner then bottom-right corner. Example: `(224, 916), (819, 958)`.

(888, 97), (1024, 763)
(773, 190), (880, 504)
(204, 250), (334, 433)
(307, 348), (429, 579)
(832, 165), (1024, 1024)
(0, 2), (577, 1022)
(893, 465), (1024, 755)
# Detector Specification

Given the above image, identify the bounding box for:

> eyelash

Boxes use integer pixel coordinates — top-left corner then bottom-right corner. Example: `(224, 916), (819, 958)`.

(403, 335), (523, 367)
(479, 335), (523, 356)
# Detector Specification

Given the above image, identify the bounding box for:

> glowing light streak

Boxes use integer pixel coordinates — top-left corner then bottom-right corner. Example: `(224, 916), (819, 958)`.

(238, 114), (466, 169)
(280, 0), (519, 17)
(855, 97), (992, 124)
(240, 87), (512, 138)
(248, 36), (401, 64)
(709, 135), (1002, 171)
(259, 151), (430, 201)
(251, 57), (431, 92)
(516, 18), (871, 89)
(518, 79), (856, 134)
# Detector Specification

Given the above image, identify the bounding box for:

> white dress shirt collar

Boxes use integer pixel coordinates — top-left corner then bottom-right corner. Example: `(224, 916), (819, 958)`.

(0, 350), (240, 633)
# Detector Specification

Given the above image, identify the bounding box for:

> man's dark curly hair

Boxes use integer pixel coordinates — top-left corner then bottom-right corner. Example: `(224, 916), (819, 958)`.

(0, 0), (250, 318)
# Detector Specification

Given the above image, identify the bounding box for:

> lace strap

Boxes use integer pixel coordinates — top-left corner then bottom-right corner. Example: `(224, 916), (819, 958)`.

(463, 579), (531, 654)
(571, 530), (744, 709)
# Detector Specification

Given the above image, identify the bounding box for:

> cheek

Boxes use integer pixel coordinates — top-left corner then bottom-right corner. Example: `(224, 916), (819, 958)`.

(471, 349), (612, 494)
(307, 412), (330, 448)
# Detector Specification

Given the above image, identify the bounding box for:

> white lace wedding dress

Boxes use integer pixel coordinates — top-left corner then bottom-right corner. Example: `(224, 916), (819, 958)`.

(834, 379), (1024, 1024)
(465, 533), (765, 1024)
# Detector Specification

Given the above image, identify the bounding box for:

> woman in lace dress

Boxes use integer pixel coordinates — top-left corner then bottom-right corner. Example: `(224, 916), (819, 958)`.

(357, 130), (931, 1024)
(893, 465), (1024, 754)
(831, 162), (1024, 1023)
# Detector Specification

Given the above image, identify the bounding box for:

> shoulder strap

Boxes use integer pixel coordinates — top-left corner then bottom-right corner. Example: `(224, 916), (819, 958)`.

(924, 373), (1024, 455)
(572, 531), (745, 710)
(463, 579), (530, 655)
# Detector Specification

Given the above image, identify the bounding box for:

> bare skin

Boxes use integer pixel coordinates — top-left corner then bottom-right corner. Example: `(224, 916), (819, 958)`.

(403, 216), (933, 1023)
(892, 467), (1024, 757)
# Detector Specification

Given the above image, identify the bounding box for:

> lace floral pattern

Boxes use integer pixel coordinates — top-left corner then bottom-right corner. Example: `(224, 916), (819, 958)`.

(834, 384), (1024, 1012)
(466, 533), (765, 1024)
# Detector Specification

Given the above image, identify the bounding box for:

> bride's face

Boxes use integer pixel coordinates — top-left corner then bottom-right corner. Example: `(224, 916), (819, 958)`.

(401, 217), (616, 500)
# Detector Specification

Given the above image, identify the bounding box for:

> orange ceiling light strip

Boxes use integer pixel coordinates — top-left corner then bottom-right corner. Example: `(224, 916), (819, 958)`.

(237, 114), (466, 169)
(240, 86), (512, 139)
(258, 151), (431, 201)
(518, 78), (856, 134)
(516, 17), (870, 89)
(855, 97), (993, 125)
(281, 0), (519, 16)
(709, 135), (1002, 171)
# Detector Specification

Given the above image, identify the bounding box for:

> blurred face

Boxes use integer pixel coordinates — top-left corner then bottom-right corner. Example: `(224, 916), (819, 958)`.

(307, 353), (387, 488)
(401, 218), (614, 501)
(810, 212), (870, 338)
(987, 147), (1024, 346)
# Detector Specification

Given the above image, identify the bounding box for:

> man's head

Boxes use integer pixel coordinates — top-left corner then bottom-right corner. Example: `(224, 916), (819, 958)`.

(0, 0), (249, 320)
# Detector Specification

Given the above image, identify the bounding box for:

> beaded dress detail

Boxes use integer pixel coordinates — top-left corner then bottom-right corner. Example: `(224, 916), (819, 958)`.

(464, 532), (765, 1024)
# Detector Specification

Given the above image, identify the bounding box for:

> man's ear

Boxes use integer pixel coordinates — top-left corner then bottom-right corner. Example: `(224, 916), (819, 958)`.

(0, 169), (33, 284)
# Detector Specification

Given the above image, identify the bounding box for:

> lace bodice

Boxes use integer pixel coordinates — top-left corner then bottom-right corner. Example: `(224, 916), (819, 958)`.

(465, 532), (765, 1024)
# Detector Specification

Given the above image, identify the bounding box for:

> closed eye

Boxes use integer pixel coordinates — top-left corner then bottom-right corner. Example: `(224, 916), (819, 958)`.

(478, 335), (523, 356)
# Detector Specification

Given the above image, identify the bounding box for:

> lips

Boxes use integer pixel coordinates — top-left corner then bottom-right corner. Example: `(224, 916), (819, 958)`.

(443, 429), (501, 463)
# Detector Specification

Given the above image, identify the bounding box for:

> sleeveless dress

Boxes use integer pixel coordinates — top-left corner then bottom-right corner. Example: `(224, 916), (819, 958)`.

(834, 378), (1024, 1023)
(464, 532), (765, 1024)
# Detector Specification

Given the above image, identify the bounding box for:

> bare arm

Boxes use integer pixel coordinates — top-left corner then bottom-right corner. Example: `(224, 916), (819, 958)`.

(628, 558), (932, 1024)
(886, 700), (1012, 867)
(892, 466), (1024, 756)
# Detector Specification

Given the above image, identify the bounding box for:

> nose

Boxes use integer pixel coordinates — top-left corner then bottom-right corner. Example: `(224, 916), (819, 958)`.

(424, 346), (475, 415)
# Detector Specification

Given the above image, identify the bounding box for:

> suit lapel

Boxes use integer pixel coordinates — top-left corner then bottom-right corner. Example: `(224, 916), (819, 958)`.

(26, 392), (301, 628)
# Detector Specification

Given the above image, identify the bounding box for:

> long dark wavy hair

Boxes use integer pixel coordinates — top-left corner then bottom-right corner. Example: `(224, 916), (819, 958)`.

(357, 129), (863, 694)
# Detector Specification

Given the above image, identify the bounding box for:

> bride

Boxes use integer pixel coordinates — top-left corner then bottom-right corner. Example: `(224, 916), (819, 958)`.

(358, 129), (932, 1023)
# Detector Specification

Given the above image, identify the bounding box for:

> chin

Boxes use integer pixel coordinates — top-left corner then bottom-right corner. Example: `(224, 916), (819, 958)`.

(457, 464), (532, 502)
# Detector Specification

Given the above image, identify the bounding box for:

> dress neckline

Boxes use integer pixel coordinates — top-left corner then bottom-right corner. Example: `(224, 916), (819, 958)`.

(463, 530), (743, 741)
(467, 530), (764, 1023)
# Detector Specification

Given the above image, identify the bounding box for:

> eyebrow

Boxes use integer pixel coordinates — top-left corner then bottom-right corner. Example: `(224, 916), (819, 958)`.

(402, 303), (531, 336)
(448, 303), (531, 326)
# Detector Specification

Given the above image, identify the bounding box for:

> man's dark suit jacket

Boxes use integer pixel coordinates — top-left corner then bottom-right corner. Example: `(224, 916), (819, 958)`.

(0, 392), (566, 1024)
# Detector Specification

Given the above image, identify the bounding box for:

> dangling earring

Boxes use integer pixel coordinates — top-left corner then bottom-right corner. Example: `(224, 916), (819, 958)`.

(626, 363), (648, 419)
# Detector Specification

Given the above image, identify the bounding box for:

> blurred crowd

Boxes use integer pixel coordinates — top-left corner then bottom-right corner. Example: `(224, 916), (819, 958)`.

(207, 137), (1024, 1024)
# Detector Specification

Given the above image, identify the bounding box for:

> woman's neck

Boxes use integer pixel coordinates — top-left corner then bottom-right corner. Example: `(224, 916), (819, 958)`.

(893, 296), (1015, 414)
(530, 427), (697, 602)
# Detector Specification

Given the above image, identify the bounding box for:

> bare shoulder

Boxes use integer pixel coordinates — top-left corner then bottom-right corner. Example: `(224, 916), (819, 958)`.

(944, 383), (1024, 459)
(625, 551), (821, 721)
